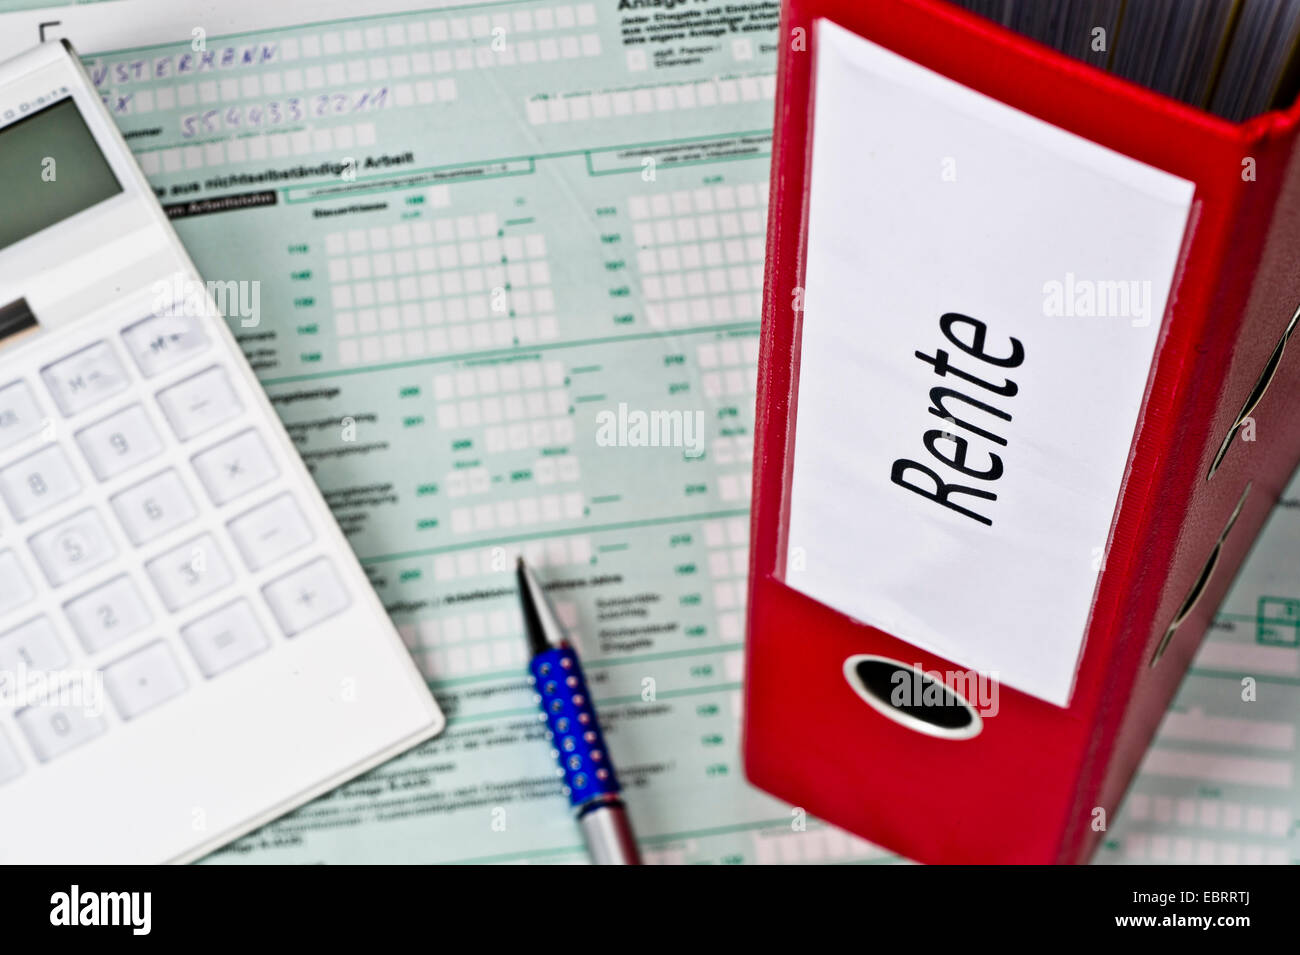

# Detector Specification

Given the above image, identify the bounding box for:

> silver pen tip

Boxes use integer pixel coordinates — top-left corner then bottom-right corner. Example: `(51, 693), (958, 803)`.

(517, 557), (567, 655)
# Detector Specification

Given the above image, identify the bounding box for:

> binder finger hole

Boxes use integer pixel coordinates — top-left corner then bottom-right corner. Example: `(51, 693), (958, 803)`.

(1151, 483), (1251, 668)
(843, 655), (982, 740)
(1208, 304), (1299, 479)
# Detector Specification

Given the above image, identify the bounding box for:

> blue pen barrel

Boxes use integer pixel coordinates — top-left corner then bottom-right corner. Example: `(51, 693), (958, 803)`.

(530, 644), (621, 809)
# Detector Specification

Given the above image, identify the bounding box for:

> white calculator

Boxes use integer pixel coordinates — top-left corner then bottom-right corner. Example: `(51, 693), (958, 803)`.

(0, 41), (443, 863)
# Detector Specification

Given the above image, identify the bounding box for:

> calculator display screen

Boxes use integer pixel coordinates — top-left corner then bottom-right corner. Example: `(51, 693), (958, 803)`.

(0, 97), (123, 251)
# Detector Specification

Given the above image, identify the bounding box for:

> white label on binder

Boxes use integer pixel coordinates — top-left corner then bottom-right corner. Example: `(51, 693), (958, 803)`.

(785, 20), (1194, 707)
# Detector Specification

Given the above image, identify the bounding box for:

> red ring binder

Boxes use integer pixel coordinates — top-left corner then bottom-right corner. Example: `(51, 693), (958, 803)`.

(743, 0), (1300, 864)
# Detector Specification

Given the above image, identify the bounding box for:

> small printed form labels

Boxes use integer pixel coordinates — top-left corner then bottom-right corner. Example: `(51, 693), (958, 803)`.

(785, 20), (1195, 706)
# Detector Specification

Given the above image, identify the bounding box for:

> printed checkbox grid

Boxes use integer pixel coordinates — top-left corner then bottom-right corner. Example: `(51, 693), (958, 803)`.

(329, 212), (557, 366)
(628, 183), (768, 330)
(697, 337), (759, 504)
(527, 74), (776, 125)
(427, 360), (581, 535)
(1117, 793), (1291, 863)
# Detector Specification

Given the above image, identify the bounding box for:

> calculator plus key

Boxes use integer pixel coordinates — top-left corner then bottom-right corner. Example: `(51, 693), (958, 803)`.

(262, 559), (350, 636)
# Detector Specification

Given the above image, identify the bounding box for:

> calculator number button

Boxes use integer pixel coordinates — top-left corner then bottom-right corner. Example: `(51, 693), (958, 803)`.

(102, 641), (188, 720)
(121, 308), (210, 377)
(64, 576), (153, 654)
(0, 549), (36, 616)
(192, 429), (278, 505)
(16, 704), (106, 762)
(262, 558), (350, 636)
(228, 493), (314, 571)
(110, 470), (198, 545)
(156, 366), (242, 440)
(75, 404), (164, 481)
(41, 342), (129, 417)
(0, 444), (82, 522)
(29, 509), (118, 587)
(182, 600), (270, 677)
(0, 616), (69, 672)
(0, 381), (45, 450)
(146, 533), (234, 611)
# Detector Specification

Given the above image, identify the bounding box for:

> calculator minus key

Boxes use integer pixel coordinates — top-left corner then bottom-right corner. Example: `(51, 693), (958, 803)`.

(28, 509), (118, 587)
(102, 641), (188, 720)
(41, 341), (130, 417)
(146, 533), (235, 612)
(0, 444), (82, 522)
(262, 558), (351, 636)
(16, 703), (107, 762)
(0, 380), (46, 450)
(156, 366), (242, 441)
(121, 307), (210, 377)
(192, 429), (278, 505)
(227, 493), (314, 571)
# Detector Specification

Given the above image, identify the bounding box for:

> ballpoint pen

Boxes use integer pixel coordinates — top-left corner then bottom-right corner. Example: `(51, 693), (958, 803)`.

(517, 557), (642, 865)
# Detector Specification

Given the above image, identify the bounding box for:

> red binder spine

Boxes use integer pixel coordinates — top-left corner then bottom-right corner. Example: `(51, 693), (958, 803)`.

(1069, 120), (1300, 862)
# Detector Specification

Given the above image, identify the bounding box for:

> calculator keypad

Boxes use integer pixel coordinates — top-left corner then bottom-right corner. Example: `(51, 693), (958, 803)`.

(0, 299), (352, 780)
